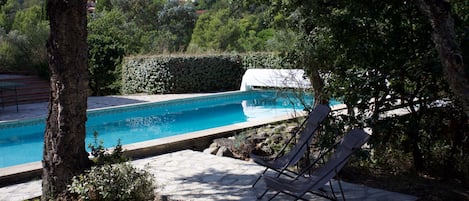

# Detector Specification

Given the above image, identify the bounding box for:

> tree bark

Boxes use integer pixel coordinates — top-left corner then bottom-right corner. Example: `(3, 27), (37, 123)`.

(308, 68), (327, 106)
(417, 0), (469, 118)
(42, 0), (90, 199)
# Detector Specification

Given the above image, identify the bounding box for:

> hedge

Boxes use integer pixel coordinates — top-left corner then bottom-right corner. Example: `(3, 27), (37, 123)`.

(121, 53), (292, 94)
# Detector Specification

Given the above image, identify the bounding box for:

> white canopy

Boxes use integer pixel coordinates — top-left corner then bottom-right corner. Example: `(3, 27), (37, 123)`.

(240, 69), (311, 91)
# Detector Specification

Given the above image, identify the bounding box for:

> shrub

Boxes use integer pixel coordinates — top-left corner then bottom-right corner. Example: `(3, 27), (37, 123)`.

(68, 163), (156, 201)
(240, 52), (293, 69)
(121, 52), (290, 94)
(88, 131), (129, 166)
(69, 132), (156, 201)
(121, 54), (245, 94)
(88, 34), (125, 96)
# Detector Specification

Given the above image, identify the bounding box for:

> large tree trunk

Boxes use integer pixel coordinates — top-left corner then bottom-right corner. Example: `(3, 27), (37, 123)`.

(42, 0), (90, 199)
(309, 68), (327, 106)
(417, 0), (469, 118)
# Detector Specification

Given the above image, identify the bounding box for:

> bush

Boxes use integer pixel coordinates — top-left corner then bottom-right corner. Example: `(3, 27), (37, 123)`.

(121, 52), (290, 94)
(0, 4), (48, 74)
(370, 106), (469, 180)
(88, 34), (125, 96)
(121, 54), (245, 94)
(69, 132), (156, 201)
(88, 131), (129, 166)
(240, 52), (293, 69)
(68, 163), (156, 201)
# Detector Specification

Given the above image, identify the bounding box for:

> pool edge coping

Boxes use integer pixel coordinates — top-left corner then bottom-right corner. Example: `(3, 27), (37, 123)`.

(0, 91), (244, 126)
(0, 111), (309, 186)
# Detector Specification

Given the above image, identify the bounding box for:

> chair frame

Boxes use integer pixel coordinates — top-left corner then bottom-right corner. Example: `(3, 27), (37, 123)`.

(259, 128), (370, 201)
(250, 104), (331, 188)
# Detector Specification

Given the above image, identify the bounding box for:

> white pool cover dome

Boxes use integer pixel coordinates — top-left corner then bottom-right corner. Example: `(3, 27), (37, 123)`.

(240, 69), (311, 91)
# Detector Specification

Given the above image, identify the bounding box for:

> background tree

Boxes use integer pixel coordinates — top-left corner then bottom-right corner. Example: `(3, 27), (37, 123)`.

(188, 0), (273, 53)
(157, 1), (197, 52)
(11, 5), (48, 74)
(189, 8), (240, 52)
(0, 0), (19, 32)
(194, 0), (216, 10)
(42, 0), (91, 199)
(417, 0), (469, 118)
(88, 34), (124, 96)
(0, 0), (48, 74)
(87, 8), (135, 95)
(270, 0), (468, 180)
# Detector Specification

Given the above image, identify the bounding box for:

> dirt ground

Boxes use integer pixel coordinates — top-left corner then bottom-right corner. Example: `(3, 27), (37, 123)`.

(341, 166), (469, 201)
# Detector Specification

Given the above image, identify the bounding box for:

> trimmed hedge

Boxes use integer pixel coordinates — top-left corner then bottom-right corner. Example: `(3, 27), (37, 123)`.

(121, 53), (292, 94)
(240, 52), (294, 69)
(122, 54), (245, 94)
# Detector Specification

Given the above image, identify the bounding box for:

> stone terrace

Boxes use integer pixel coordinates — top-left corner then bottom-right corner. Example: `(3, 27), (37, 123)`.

(0, 94), (418, 201)
(0, 150), (417, 201)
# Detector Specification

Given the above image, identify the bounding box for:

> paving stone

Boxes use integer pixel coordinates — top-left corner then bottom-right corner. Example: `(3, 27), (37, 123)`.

(0, 150), (418, 201)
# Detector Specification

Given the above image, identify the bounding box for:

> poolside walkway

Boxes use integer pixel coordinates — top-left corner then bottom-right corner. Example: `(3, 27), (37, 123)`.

(0, 94), (417, 200)
(0, 93), (210, 122)
(0, 150), (417, 201)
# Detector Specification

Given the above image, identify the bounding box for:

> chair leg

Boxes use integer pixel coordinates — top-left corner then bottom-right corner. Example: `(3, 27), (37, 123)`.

(252, 168), (268, 188)
(328, 180), (338, 200)
(267, 192), (280, 201)
(257, 189), (269, 200)
(337, 178), (346, 201)
(252, 174), (262, 188)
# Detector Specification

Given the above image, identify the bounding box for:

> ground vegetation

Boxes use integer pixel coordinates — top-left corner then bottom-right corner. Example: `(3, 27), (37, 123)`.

(68, 134), (156, 201)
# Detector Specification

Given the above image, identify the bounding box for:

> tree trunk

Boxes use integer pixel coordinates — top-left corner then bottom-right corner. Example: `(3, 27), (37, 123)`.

(42, 0), (90, 199)
(309, 68), (327, 106)
(417, 0), (469, 118)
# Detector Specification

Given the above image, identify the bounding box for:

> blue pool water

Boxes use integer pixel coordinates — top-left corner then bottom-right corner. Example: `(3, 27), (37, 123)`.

(0, 90), (337, 168)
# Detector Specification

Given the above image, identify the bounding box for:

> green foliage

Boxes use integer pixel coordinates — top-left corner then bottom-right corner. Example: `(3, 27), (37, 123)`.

(240, 52), (293, 69)
(88, 131), (129, 166)
(121, 52), (292, 94)
(0, 30), (28, 70)
(68, 163), (156, 201)
(194, 0), (216, 10)
(87, 9), (135, 95)
(189, 9), (241, 52)
(188, 3), (274, 53)
(109, 0), (167, 33)
(121, 54), (245, 94)
(88, 8), (139, 54)
(71, 133), (154, 201)
(94, 0), (195, 54)
(0, 0), (19, 32)
(452, 0), (469, 75)
(371, 106), (469, 178)
(95, 0), (112, 12)
(139, 30), (177, 54)
(271, 0), (468, 180)
(88, 34), (125, 96)
(237, 15), (274, 52)
(264, 29), (301, 52)
(11, 5), (45, 34)
(0, 2), (47, 73)
(157, 2), (197, 52)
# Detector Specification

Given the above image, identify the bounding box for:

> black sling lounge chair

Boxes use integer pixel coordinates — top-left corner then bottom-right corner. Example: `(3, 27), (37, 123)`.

(250, 104), (331, 188)
(260, 128), (370, 201)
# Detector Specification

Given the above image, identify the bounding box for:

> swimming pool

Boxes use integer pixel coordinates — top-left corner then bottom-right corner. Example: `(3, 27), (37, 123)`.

(0, 90), (336, 168)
